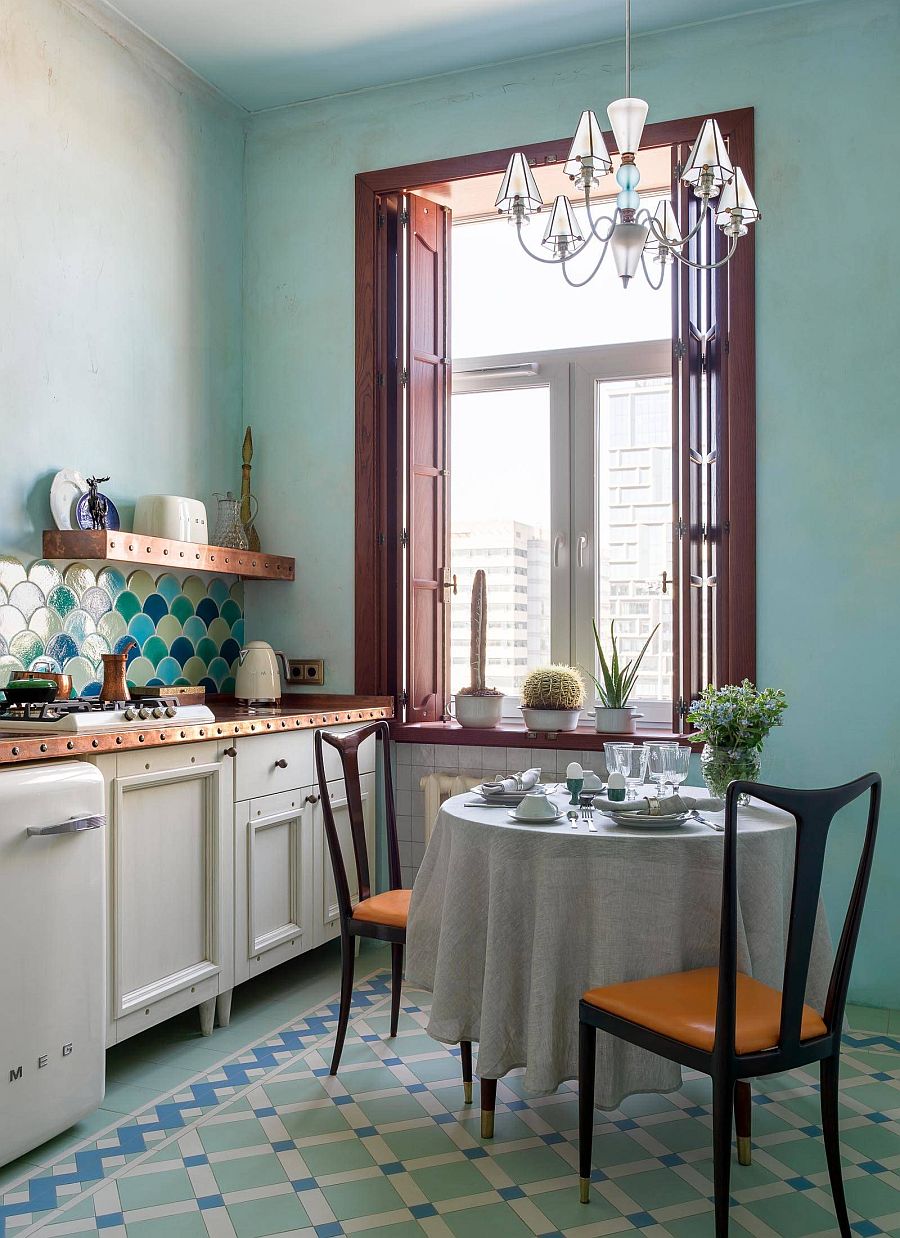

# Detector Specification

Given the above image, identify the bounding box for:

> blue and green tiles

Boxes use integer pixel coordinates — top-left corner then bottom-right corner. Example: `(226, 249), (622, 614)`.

(0, 555), (244, 697)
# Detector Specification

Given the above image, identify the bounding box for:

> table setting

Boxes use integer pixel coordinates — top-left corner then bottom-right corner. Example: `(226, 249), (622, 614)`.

(406, 745), (834, 1107)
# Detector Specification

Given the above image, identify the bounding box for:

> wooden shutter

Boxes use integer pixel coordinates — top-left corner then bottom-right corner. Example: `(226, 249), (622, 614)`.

(672, 144), (728, 726)
(402, 193), (451, 723)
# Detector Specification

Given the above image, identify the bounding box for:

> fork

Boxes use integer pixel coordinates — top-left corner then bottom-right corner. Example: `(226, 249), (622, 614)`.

(581, 802), (597, 833)
(691, 810), (725, 832)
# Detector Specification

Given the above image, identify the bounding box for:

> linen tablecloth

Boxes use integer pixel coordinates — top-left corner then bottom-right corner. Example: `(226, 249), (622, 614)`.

(406, 789), (833, 1108)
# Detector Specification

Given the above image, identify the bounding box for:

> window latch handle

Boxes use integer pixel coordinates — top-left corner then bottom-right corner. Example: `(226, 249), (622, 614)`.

(552, 534), (566, 568)
(576, 534), (587, 568)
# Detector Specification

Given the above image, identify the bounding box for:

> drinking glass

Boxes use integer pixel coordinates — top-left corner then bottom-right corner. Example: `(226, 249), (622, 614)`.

(667, 745), (692, 795)
(614, 747), (648, 800)
(644, 743), (677, 796)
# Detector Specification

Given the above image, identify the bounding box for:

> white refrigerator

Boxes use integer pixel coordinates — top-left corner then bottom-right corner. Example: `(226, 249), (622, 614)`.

(0, 761), (106, 1167)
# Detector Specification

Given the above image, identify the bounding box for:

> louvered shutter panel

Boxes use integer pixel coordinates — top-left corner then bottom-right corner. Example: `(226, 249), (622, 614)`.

(403, 193), (451, 723)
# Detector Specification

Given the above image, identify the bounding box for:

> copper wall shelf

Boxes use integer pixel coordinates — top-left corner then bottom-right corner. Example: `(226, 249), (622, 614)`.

(42, 530), (295, 581)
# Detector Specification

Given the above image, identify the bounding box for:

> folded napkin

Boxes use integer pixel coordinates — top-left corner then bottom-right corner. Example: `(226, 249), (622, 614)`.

(593, 792), (724, 815)
(479, 767), (542, 797)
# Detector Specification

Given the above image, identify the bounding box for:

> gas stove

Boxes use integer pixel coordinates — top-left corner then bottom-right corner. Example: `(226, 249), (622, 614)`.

(0, 696), (216, 733)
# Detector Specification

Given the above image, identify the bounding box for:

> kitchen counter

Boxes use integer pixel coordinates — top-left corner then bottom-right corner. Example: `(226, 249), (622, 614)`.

(0, 694), (394, 766)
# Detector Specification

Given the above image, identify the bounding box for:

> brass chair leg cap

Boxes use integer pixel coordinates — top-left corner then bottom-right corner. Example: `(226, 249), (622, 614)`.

(737, 1136), (752, 1166)
(580, 1177), (591, 1204)
(463, 1081), (473, 1105)
(481, 1112), (494, 1139)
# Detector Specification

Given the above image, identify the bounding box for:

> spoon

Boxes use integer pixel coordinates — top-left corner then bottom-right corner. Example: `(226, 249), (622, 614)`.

(567, 810), (579, 829)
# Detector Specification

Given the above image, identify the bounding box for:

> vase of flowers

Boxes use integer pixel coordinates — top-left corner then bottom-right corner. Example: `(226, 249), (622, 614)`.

(688, 680), (787, 802)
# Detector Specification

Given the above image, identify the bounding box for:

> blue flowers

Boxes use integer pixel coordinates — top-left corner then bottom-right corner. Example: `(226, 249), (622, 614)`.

(688, 679), (787, 751)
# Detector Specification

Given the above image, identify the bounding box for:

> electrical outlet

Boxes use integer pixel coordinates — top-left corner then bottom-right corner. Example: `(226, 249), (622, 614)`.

(287, 659), (325, 686)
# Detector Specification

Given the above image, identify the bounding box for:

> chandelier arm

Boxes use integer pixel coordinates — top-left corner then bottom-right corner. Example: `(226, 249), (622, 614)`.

(561, 235), (613, 288)
(515, 219), (594, 266)
(584, 194), (619, 242)
(640, 251), (667, 290)
(647, 196), (711, 250)
(672, 234), (740, 271)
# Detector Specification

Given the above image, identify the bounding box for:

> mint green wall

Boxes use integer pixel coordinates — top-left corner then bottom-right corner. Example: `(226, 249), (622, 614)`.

(244, 0), (900, 1006)
(1, 0), (245, 558)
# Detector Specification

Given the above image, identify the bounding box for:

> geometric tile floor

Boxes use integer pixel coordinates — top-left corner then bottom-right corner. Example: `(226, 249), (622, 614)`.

(2, 952), (899, 1237)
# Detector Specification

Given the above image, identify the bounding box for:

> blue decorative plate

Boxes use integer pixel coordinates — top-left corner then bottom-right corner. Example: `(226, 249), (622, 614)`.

(75, 492), (120, 531)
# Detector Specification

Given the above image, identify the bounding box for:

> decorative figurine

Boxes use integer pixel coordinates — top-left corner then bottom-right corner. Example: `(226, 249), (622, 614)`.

(75, 476), (120, 531)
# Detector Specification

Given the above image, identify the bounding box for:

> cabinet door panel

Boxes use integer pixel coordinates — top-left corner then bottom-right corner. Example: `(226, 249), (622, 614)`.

(113, 762), (224, 1017)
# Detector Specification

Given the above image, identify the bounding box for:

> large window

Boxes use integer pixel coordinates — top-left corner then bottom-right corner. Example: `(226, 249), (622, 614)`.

(355, 109), (756, 734)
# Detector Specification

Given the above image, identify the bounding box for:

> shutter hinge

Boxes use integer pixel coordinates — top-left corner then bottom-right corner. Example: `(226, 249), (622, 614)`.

(674, 161), (683, 180)
(676, 518), (687, 540)
(376, 532), (386, 546)
(399, 689), (409, 708)
(400, 527), (409, 548)
(724, 334), (730, 355)
(674, 338), (687, 360)
(400, 208), (409, 226)
(400, 367), (409, 386)
(677, 697), (689, 719)
(700, 345), (708, 374)
(377, 211), (386, 228)
(376, 372), (385, 388)
(701, 523), (708, 541)
(723, 519), (731, 535)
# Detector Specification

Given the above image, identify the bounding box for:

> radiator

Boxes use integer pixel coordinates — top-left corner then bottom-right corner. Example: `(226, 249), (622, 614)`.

(420, 771), (482, 844)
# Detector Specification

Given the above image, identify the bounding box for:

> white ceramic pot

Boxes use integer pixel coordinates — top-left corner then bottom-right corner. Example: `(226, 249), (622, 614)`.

(521, 706), (581, 734)
(451, 694), (504, 728)
(595, 706), (637, 734)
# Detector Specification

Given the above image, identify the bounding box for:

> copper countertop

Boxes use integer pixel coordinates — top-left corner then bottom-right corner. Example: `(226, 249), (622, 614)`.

(0, 695), (394, 766)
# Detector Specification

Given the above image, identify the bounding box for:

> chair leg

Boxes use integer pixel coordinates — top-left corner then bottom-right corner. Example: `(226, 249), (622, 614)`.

(389, 942), (404, 1038)
(330, 930), (355, 1075)
(578, 1019), (597, 1204)
(734, 1080), (752, 1165)
(480, 1076), (497, 1139)
(821, 1055), (851, 1237)
(712, 1076), (735, 1237)
(460, 1040), (473, 1105)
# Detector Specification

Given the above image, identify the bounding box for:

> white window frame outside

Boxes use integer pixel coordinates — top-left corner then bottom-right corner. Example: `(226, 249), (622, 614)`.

(452, 339), (672, 724)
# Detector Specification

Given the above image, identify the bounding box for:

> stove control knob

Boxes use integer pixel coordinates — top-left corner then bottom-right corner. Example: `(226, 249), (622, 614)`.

(165, 705), (177, 718)
(138, 706), (152, 720)
(151, 706), (165, 719)
(124, 706), (138, 721)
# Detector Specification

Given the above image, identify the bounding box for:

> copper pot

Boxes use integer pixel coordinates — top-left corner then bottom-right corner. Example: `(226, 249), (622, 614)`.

(10, 667), (73, 700)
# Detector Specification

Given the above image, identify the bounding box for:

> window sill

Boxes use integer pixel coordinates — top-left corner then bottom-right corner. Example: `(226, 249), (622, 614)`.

(391, 719), (701, 752)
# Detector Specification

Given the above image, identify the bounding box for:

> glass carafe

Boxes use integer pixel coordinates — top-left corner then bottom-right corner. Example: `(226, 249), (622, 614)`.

(213, 492), (249, 550)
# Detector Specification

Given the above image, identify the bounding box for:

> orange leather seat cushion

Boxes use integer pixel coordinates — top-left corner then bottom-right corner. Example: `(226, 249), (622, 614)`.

(583, 966), (827, 1055)
(352, 888), (411, 930)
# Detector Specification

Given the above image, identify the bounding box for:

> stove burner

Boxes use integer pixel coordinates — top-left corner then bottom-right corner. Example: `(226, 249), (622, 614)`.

(0, 695), (182, 722)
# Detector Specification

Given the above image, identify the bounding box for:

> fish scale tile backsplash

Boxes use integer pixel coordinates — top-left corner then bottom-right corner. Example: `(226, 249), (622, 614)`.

(0, 555), (243, 697)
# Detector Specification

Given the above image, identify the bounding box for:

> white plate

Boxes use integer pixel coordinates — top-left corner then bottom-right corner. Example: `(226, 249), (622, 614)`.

(479, 783), (547, 804)
(508, 807), (564, 824)
(50, 469), (88, 531)
(607, 811), (690, 829)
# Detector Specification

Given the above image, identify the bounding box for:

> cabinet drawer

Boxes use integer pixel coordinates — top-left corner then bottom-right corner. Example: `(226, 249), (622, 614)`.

(117, 741), (220, 778)
(234, 725), (376, 801)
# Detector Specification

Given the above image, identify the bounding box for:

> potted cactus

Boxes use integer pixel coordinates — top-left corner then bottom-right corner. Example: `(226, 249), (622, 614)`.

(520, 665), (585, 734)
(454, 570), (504, 728)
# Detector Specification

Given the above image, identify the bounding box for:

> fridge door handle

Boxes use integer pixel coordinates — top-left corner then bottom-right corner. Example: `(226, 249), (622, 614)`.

(26, 815), (105, 837)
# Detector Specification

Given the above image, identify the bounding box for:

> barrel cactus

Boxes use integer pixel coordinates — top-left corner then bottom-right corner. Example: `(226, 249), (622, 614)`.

(521, 665), (585, 711)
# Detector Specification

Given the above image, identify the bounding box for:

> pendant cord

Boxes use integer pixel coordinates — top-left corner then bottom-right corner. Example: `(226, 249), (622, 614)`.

(625, 0), (631, 98)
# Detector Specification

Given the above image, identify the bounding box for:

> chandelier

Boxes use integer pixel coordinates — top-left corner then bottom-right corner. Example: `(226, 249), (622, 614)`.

(494, 0), (760, 289)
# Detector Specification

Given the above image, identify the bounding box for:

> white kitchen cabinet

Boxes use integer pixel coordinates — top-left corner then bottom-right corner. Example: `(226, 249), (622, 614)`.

(232, 787), (315, 988)
(104, 742), (233, 1044)
(312, 771), (376, 948)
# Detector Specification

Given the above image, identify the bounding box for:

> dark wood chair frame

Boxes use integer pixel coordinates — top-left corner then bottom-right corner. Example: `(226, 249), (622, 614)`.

(578, 773), (881, 1237)
(315, 721), (473, 1096)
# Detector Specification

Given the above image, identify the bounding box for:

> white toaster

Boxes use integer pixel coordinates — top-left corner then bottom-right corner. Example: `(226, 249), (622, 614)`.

(133, 495), (208, 543)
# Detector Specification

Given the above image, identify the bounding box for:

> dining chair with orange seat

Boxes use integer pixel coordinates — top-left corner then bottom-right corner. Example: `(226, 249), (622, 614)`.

(315, 721), (473, 1095)
(577, 773), (881, 1237)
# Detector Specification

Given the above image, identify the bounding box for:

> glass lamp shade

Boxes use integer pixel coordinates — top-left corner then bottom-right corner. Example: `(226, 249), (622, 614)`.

(542, 195), (583, 252)
(610, 220), (650, 286)
(564, 110), (612, 182)
(682, 118), (733, 194)
(495, 152), (544, 214)
(645, 198), (683, 253)
(715, 166), (761, 226)
(606, 97), (649, 155)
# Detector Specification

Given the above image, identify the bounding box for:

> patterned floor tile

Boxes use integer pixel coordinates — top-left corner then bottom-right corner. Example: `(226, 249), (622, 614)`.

(1, 964), (898, 1238)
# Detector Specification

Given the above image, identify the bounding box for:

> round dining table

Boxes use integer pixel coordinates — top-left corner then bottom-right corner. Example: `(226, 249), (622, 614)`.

(405, 786), (834, 1109)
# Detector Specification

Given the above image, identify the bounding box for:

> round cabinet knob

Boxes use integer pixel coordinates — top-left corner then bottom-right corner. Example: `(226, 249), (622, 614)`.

(124, 706), (137, 721)
(274, 758), (289, 769)
(222, 746), (238, 758)
(305, 793), (319, 804)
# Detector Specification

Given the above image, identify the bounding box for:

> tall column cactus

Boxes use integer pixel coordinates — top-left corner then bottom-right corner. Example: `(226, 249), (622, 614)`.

(469, 569), (487, 693)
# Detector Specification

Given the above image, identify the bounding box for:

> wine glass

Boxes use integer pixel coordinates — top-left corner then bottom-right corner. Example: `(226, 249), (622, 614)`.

(644, 743), (677, 797)
(615, 746), (648, 801)
(667, 745), (692, 797)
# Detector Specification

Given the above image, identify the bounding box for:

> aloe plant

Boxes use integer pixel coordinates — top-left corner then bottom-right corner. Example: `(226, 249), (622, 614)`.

(587, 619), (659, 709)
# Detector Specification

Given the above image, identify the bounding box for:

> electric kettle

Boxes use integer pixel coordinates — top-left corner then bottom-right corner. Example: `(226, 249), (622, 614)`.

(235, 641), (288, 704)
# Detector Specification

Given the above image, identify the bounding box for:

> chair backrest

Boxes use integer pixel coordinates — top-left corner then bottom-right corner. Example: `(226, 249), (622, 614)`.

(715, 773), (881, 1061)
(314, 721), (401, 923)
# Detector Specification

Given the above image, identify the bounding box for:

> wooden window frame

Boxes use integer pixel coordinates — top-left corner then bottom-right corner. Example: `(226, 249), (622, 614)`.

(355, 108), (755, 732)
